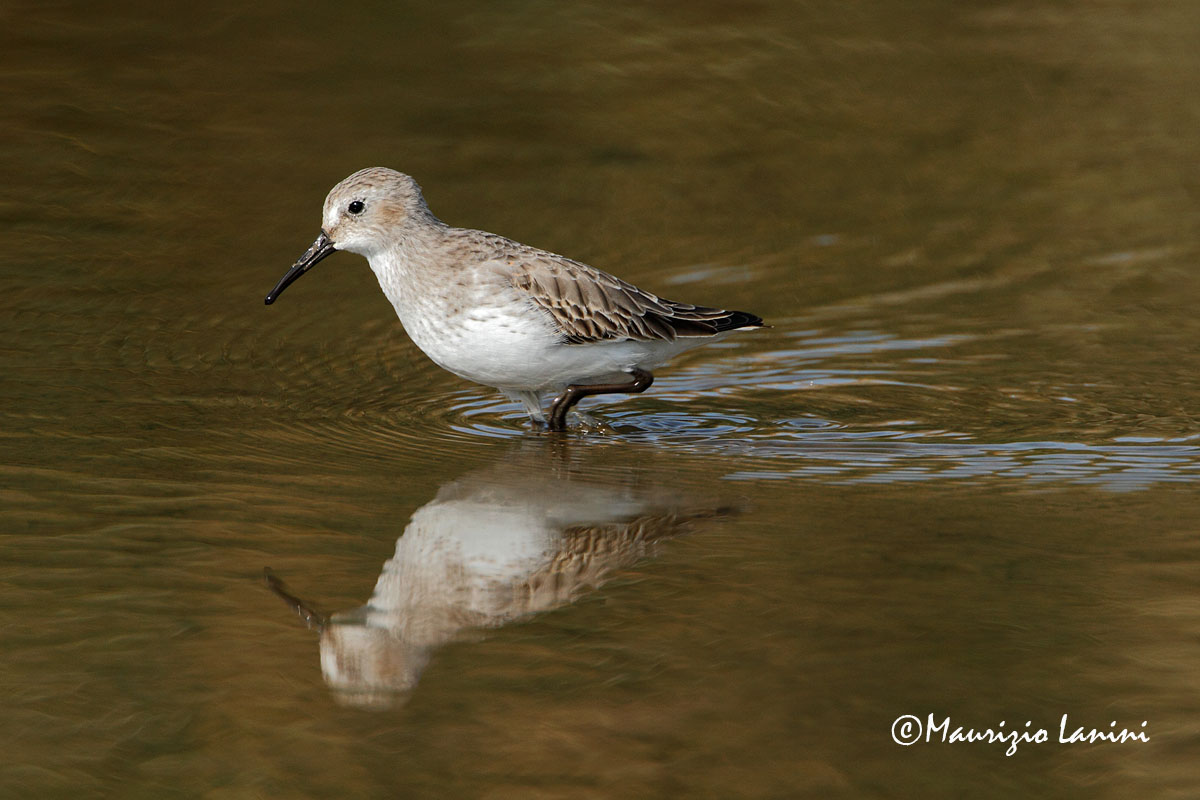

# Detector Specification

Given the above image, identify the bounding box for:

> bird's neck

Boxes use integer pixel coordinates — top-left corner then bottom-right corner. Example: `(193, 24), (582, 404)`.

(366, 222), (452, 313)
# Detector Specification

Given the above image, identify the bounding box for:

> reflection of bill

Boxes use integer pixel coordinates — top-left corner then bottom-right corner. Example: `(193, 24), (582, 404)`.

(265, 462), (733, 709)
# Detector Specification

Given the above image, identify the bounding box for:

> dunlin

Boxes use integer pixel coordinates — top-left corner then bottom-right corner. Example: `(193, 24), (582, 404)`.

(266, 167), (763, 430)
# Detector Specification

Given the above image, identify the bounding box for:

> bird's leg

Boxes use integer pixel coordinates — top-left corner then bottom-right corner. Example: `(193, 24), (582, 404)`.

(547, 368), (654, 431)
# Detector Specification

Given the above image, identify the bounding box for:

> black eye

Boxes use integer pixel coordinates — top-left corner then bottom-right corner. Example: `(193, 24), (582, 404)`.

(348, 200), (365, 215)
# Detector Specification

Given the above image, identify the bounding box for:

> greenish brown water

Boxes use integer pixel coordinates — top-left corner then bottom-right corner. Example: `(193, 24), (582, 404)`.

(3, 1), (1200, 797)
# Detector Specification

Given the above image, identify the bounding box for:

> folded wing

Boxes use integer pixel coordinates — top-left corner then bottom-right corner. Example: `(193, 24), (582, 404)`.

(508, 253), (763, 344)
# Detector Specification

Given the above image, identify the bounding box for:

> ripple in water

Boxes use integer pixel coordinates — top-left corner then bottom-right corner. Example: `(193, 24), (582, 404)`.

(222, 321), (1200, 491)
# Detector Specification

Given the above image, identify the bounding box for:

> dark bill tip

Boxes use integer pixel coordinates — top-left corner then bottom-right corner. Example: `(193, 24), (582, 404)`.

(264, 231), (336, 305)
(263, 567), (329, 632)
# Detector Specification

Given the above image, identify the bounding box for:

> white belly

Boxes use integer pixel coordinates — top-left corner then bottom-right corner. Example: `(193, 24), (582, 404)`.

(394, 295), (697, 392)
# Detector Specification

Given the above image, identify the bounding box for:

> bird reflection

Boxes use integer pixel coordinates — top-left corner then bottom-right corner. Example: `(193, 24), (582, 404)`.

(265, 454), (731, 709)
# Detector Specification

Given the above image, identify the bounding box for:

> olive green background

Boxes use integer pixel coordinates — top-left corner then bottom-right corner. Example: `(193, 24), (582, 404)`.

(2, 1), (1198, 797)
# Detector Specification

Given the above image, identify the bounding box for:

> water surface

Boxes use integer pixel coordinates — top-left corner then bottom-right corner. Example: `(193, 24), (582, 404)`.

(3, 0), (1199, 797)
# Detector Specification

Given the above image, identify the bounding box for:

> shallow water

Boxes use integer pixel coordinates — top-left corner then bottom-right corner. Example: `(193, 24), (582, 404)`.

(3, 0), (1200, 797)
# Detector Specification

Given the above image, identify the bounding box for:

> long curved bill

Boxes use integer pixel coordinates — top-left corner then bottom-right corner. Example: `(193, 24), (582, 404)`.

(265, 231), (337, 305)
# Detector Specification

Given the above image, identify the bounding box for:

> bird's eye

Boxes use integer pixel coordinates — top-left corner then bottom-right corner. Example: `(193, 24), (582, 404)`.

(348, 200), (365, 215)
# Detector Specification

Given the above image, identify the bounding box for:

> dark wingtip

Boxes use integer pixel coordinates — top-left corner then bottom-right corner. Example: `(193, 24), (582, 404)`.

(731, 310), (764, 329)
(711, 310), (764, 333)
(656, 307), (766, 337)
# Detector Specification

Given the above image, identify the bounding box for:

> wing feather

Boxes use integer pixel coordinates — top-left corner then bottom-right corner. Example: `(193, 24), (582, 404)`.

(481, 233), (762, 344)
